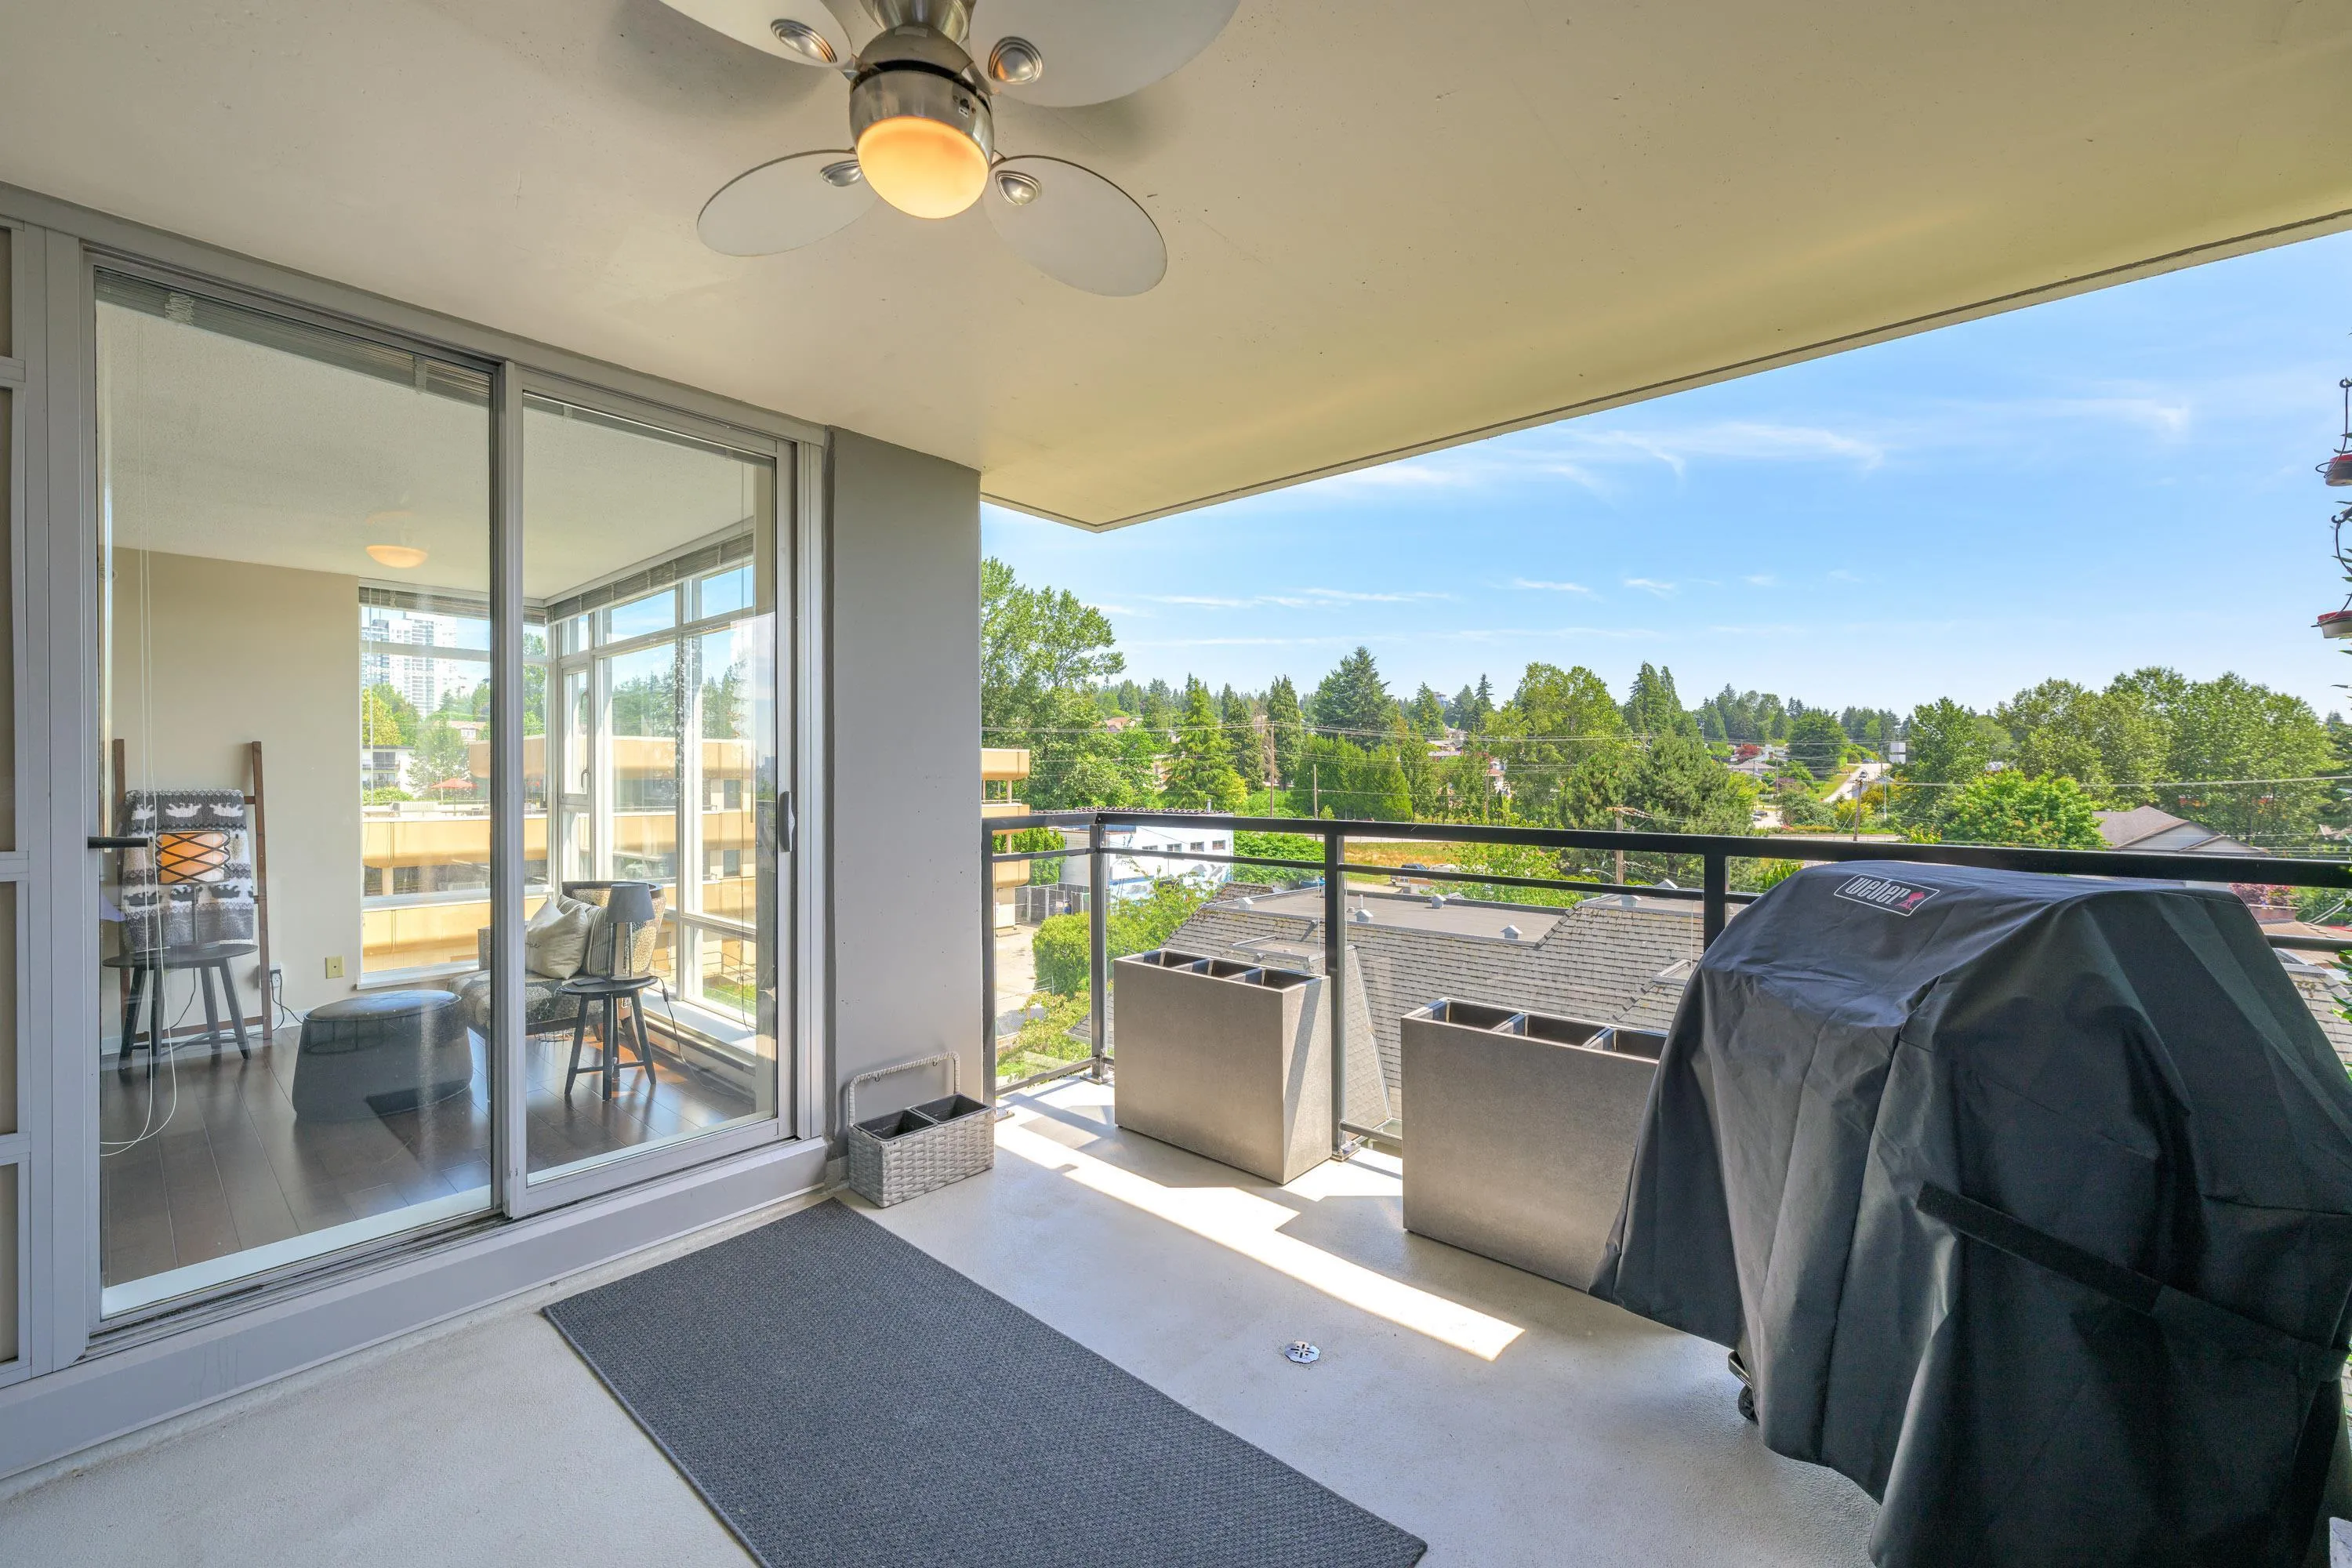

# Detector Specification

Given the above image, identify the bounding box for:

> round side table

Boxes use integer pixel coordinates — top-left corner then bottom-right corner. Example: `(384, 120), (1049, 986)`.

(561, 974), (660, 1100)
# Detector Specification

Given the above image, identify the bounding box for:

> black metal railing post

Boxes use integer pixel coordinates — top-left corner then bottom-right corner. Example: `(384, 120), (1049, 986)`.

(1703, 851), (1728, 948)
(1324, 827), (1348, 1156)
(1088, 818), (1109, 1083)
(982, 817), (1000, 1104)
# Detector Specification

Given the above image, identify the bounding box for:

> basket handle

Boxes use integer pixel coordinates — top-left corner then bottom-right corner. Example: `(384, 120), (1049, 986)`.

(844, 1052), (958, 1126)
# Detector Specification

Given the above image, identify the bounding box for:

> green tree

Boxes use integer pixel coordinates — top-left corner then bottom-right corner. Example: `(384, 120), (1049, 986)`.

(1161, 679), (1248, 811)
(406, 710), (473, 796)
(1218, 684), (1265, 786)
(1997, 677), (2168, 795)
(1942, 771), (2103, 848)
(1904, 698), (1990, 784)
(2154, 672), (2335, 844)
(1786, 710), (1848, 777)
(1284, 735), (1411, 820)
(1626, 732), (1758, 836)
(1408, 684), (1450, 739)
(701, 662), (744, 739)
(1265, 676), (1307, 786)
(1308, 646), (1399, 740)
(980, 557), (1134, 810)
(1485, 662), (1628, 826)
(1025, 686), (1156, 808)
(360, 683), (417, 748)
(1624, 663), (1697, 739)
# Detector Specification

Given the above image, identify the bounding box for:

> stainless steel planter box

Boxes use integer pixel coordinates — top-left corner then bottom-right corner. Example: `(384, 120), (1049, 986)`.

(1112, 949), (1364, 1185)
(1399, 999), (1664, 1290)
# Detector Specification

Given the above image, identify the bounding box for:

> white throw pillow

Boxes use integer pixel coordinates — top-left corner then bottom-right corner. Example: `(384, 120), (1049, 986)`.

(523, 899), (599, 979)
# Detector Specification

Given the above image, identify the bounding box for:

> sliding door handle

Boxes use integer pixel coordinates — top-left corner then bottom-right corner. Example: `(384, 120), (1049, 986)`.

(87, 835), (154, 850)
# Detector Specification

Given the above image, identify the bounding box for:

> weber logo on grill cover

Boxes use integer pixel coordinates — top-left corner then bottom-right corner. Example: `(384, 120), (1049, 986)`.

(1835, 875), (1938, 916)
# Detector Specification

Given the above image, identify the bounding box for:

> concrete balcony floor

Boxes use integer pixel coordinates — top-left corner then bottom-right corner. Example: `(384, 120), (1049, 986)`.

(1, 1078), (1876, 1566)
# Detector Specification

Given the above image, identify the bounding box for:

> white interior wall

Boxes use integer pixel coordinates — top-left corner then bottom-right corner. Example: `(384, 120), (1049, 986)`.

(824, 430), (982, 1124)
(108, 549), (361, 1018)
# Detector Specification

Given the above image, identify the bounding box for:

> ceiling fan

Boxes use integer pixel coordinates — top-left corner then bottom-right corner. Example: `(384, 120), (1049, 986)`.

(659, 0), (1239, 296)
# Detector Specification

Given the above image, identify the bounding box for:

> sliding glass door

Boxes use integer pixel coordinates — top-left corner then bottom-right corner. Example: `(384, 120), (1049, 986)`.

(92, 270), (498, 1317)
(84, 266), (798, 1319)
(517, 392), (782, 1187)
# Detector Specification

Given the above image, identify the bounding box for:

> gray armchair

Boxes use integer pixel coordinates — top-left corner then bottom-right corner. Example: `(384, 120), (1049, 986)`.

(445, 881), (666, 1040)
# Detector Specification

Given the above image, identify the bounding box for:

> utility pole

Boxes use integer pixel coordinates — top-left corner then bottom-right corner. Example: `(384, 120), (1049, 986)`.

(1312, 761), (1319, 818)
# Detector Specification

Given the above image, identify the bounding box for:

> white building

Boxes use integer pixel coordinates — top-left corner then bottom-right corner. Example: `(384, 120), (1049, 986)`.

(1059, 821), (1234, 901)
(361, 605), (478, 716)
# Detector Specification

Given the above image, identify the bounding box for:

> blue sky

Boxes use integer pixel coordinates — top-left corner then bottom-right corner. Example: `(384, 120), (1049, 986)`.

(984, 229), (2352, 718)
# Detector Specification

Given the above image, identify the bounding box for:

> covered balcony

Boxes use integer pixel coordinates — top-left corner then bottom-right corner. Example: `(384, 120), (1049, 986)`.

(4, 2), (2352, 1563)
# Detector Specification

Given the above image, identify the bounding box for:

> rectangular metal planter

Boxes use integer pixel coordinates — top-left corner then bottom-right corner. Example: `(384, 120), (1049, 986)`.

(1399, 999), (1664, 1290)
(1112, 949), (1336, 1185)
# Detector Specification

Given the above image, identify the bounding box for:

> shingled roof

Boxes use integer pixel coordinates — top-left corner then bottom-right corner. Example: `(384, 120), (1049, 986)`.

(1156, 884), (2352, 1123)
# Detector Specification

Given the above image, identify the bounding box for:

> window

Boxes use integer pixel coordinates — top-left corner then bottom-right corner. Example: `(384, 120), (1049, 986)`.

(358, 590), (549, 974)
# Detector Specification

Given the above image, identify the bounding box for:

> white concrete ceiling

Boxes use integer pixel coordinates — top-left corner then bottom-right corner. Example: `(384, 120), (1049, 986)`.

(7, 2), (2352, 528)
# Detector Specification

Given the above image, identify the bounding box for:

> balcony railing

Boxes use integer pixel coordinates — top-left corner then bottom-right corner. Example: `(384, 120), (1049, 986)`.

(982, 810), (2352, 1149)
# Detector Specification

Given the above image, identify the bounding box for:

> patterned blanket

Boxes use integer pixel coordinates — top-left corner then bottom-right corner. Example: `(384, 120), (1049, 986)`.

(117, 789), (256, 951)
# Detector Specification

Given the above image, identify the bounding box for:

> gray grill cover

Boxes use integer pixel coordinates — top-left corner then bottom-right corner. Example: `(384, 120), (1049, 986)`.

(1595, 862), (2352, 1567)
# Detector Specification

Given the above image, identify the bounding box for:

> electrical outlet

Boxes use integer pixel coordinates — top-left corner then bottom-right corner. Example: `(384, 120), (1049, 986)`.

(324, 955), (345, 979)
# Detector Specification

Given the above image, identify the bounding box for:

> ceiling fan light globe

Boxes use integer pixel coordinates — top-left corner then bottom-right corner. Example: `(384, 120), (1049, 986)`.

(366, 543), (428, 569)
(857, 116), (988, 219)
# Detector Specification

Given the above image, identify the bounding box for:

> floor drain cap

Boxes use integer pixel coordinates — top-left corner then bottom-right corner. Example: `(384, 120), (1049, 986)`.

(1284, 1341), (1320, 1365)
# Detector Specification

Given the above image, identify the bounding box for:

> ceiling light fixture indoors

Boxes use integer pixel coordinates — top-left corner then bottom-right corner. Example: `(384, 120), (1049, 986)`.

(365, 508), (425, 569)
(664, 0), (1240, 294)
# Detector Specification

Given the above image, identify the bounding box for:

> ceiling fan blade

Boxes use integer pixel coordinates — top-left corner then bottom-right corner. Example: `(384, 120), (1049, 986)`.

(967, 0), (1238, 107)
(699, 151), (876, 256)
(982, 157), (1166, 296)
(655, 0), (858, 70)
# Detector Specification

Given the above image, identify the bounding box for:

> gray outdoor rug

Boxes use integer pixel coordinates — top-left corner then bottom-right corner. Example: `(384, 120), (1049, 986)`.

(544, 1200), (1427, 1567)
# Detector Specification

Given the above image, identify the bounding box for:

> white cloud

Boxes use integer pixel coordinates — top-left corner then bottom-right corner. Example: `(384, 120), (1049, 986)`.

(1743, 574), (1778, 587)
(1510, 578), (1595, 594)
(1141, 588), (1447, 610)
(1297, 587), (1452, 604)
(1623, 577), (1679, 597)
(1432, 626), (1661, 642)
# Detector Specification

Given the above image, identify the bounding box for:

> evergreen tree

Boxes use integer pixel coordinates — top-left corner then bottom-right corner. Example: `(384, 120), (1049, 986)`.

(1138, 678), (1177, 734)
(1446, 684), (1476, 729)
(1408, 684), (1450, 738)
(1265, 676), (1307, 787)
(1161, 679), (1247, 811)
(1218, 684), (1265, 786)
(1787, 710), (1847, 776)
(1622, 663), (1693, 739)
(1308, 647), (1399, 740)
(1468, 674), (1496, 733)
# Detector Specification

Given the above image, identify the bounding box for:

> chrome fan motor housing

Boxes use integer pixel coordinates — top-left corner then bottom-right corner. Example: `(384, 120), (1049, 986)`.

(848, 25), (996, 163)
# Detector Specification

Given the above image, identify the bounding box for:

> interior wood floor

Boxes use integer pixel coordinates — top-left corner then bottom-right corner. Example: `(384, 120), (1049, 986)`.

(99, 1018), (758, 1289)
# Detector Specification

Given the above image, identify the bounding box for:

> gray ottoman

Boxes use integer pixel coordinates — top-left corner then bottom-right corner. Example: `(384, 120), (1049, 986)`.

(292, 989), (474, 1122)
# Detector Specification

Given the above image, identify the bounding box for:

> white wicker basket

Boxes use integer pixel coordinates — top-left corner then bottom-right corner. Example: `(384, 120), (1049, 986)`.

(844, 1054), (995, 1207)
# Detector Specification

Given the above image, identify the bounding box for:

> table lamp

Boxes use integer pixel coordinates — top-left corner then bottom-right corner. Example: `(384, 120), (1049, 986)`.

(604, 882), (657, 978)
